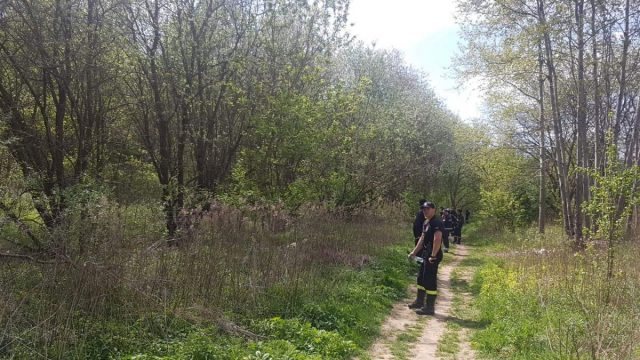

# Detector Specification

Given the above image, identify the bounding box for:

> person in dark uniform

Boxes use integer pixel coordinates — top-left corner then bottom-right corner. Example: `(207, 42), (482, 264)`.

(454, 209), (465, 244)
(450, 209), (459, 244)
(413, 199), (427, 245)
(408, 201), (443, 315)
(442, 209), (453, 252)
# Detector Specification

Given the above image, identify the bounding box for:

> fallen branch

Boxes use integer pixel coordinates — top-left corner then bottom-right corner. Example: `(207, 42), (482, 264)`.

(0, 251), (57, 264)
(175, 305), (265, 341)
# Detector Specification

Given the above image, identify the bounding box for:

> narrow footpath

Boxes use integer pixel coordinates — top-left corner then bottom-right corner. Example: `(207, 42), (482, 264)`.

(365, 244), (478, 360)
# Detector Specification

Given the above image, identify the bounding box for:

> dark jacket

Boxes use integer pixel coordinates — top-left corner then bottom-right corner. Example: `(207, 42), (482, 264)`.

(413, 210), (424, 239)
(443, 213), (454, 230)
(450, 213), (459, 227)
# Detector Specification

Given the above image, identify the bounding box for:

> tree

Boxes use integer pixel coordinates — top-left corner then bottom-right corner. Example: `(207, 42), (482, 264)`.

(0, 0), (124, 236)
(457, 0), (640, 236)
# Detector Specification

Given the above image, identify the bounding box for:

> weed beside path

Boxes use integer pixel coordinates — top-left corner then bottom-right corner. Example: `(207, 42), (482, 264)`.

(466, 222), (640, 360)
(0, 210), (417, 360)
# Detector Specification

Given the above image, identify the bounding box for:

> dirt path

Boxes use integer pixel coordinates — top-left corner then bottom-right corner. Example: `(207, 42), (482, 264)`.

(365, 244), (476, 360)
(451, 266), (478, 360)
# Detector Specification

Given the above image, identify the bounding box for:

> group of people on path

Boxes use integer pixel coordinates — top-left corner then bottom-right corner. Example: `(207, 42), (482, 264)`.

(407, 200), (470, 316)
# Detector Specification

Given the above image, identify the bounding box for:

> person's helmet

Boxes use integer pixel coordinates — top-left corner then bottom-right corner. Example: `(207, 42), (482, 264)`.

(420, 201), (436, 209)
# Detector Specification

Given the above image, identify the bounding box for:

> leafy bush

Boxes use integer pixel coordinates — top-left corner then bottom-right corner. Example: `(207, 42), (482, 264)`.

(253, 317), (357, 359)
(81, 321), (148, 360)
(246, 340), (323, 360)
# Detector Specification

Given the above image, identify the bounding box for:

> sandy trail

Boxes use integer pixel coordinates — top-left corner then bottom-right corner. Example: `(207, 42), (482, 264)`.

(365, 244), (476, 360)
(448, 261), (478, 360)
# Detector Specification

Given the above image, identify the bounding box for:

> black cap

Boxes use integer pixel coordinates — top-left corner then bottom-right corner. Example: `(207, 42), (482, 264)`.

(420, 201), (436, 209)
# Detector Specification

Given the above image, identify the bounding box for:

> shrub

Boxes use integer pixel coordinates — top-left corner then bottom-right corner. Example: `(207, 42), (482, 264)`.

(252, 317), (357, 359)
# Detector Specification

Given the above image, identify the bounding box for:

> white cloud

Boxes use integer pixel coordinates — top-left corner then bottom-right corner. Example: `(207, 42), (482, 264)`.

(348, 0), (483, 121)
(437, 77), (485, 120)
(349, 0), (457, 49)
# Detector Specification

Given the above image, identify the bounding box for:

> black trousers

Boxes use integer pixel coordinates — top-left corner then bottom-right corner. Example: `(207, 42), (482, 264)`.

(443, 229), (450, 248)
(453, 225), (462, 237)
(417, 256), (440, 296)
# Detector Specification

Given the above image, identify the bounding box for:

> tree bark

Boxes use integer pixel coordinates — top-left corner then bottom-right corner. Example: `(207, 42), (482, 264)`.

(590, 0), (603, 176)
(574, 0), (588, 243)
(613, 0), (630, 144)
(538, 38), (546, 234)
(538, 0), (573, 235)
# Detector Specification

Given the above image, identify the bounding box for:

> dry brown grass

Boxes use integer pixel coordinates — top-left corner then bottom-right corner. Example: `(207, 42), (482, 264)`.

(0, 200), (409, 357)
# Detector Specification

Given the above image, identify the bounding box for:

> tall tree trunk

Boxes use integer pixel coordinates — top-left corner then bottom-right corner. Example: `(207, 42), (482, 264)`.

(591, 0), (603, 175)
(625, 103), (640, 233)
(148, 0), (177, 237)
(613, 0), (630, 144)
(538, 38), (546, 234)
(575, 0), (588, 243)
(76, 0), (97, 179)
(538, 0), (573, 235)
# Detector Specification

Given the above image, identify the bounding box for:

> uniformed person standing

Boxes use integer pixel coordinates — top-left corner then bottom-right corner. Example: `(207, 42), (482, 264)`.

(442, 209), (453, 252)
(413, 199), (427, 245)
(454, 209), (465, 244)
(408, 201), (443, 315)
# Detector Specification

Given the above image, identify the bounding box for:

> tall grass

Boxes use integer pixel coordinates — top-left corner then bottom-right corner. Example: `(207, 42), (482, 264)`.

(469, 220), (640, 359)
(0, 199), (412, 359)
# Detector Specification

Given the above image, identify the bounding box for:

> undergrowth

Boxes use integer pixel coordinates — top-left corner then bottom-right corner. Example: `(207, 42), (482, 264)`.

(468, 220), (640, 359)
(0, 203), (415, 359)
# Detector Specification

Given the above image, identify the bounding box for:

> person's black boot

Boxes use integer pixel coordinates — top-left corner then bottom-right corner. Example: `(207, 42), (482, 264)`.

(408, 289), (426, 309)
(415, 294), (436, 315)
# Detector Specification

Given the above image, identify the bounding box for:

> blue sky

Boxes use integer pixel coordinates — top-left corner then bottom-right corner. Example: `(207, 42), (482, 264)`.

(348, 0), (483, 121)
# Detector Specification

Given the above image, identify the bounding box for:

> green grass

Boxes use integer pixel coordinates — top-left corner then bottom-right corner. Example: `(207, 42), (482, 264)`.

(6, 244), (415, 360)
(1, 201), (421, 360)
(289, 245), (416, 350)
(437, 322), (461, 358)
(388, 318), (427, 360)
(136, 245), (413, 360)
(462, 221), (556, 359)
(465, 220), (640, 359)
(436, 244), (487, 359)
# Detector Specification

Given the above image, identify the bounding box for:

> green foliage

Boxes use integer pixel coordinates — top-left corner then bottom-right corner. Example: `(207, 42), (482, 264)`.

(475, 147), (538, 229)
(471, 221), (640, 359)
(257, 244), (413, 349)
(253, 317), (357, 359)
(297, 254), (410, 347)
(480, 185), (536, 230)
(582, 133), (640, 243)
(1, 235), (414, 359)
(107, 159), (163, 205)
(112, 245), (412, 360)
(473, 263), (549, 358)
(219, 45), (461, 211)
(81, 321), (152, 360)
(172, 330), (249, 360)
(246, 341), (323, 360)
(582, 132), (640, 281)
